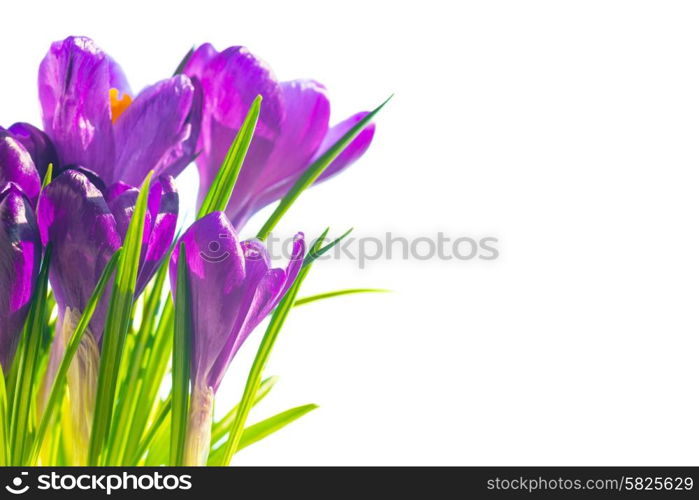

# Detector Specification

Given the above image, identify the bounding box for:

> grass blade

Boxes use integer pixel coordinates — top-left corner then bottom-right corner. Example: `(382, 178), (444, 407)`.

(208, 404), (318, 464)
(256, 95), (392, 241)
(294, 288), (390, 307)
(89, 172), (153, 465)
(197, 96), (261, 218)
(171, 243), (192, 466)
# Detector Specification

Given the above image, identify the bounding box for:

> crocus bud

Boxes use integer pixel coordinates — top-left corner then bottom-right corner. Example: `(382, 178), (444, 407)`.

(169, 212), (304, 464)
(0, 183), (41, 370)
(38, 168), (179, 342)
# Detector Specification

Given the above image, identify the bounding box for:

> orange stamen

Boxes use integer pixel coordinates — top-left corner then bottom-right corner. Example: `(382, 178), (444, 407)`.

(109, 88), (132, 124)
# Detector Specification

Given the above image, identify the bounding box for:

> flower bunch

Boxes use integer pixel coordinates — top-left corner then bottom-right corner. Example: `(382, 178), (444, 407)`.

(0, 36), (387, 466)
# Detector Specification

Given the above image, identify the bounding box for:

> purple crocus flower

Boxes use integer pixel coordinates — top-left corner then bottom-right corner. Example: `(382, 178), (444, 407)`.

(0, 183), (41, 370)
(0, 128), (42, 203)
(169, 211), (304, 464)
(38, 36), (201, 187)
(184, 44), (376, 229)
(38, 167), (178, 343)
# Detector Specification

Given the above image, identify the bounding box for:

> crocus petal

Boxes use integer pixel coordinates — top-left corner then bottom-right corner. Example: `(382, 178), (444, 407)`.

(8, 122), (59, 178)
(224, 80), (330, 228)
(139, 175), (178, 295)
(159, 77), (203, 180)
(0, 130), (42, 202)
(105, 180), (132, 204)
(62, 165), (109, 196)
(38, 169), (121, 341)
(183, 43), (217, 78)
(207, 233), (305, 389)
(105, 183), (139, 240)
(39, 36), (130, 181)
(316, 111), (376, 181)
(0, 184), (41, 369)
(186, 45), (283, 147)
(278, 232), (306, 299)
(112, 75), (197, 186)
(105, 175), (178, 296)
(259, 81), (330, 189)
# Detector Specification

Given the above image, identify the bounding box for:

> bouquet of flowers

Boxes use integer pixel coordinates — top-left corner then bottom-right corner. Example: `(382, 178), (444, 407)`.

(0, 36), (387, 466)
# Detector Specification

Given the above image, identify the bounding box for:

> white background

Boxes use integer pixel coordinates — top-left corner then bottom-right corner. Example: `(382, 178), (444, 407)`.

(1, 0), (698, 465)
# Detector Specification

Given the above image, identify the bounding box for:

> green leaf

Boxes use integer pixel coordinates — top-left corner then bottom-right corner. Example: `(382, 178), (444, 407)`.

(294, 288), (391, 307)
(213, 230), (327, 465)
(132, 396), (171, 465)
(42, 162), (53, 188)
(197, 96), (261, 218)
(209, 376), (279, 446)
(89, 172), (153, 465)
(256, 95), (392, 241)
(238, 403), (318, 451)
(208, 404), (318, 464)
(171, 242), (192, 466)
(28, 249), (121, 465)
(9, 245), (51, 465)
(303, 227), (353, 266)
